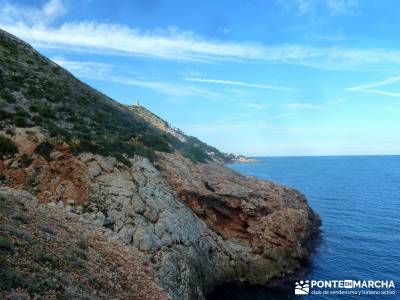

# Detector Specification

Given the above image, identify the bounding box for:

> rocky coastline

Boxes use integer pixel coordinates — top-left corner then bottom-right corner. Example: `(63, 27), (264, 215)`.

(1, 130), (320, 299)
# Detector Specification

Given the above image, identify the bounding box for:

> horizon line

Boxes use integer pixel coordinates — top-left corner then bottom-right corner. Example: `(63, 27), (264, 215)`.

(241, 154), (400, 158)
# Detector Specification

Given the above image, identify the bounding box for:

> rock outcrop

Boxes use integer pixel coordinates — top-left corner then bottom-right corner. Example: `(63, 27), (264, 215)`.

(77, 151), (320, 299)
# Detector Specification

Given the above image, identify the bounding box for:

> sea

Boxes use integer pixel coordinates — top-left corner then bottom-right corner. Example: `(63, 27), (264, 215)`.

(209, 156), (400, 300)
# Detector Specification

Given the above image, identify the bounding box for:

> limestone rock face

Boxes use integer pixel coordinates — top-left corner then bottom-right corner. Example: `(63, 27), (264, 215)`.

(77, 153), (320, 299)
(157, 152), (321, 288)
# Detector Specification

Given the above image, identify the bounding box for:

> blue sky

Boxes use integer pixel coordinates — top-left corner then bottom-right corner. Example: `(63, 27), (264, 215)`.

(1, 0), (400, 156)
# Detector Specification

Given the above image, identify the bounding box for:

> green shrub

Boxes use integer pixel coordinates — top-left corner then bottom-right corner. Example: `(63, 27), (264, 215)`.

(12, 213), (31, 224)
(12, 228), (33, 242)
(48, 124), (69, 138)
(0, 237), (15, 255)
(36, 223), (54, 235)
(20, 153), (33, 167)
(0, 135), (18, 156)
(25, 86), (43, 99)
(76, 238), (88, 250)
(112, 152), (132, 167)
(0, 90), (15, 103)
(77, 97), (90, 106)
(34, 141), (54, 160)
(140, 132), (173, 153)
(32, 114), (43, 125)
(181, 144), (210, 163)
(0, 267), (27, 290)
(39, 106), (54, 119)
(0, 109), (11, 121)
(13, 115), (32, 127)
(29, 104), (40, 113)
(33, 250), (59, 268)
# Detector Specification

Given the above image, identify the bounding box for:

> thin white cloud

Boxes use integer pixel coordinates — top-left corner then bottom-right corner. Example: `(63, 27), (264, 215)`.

(184, 77), (300, 92)
(0, 0), (65, 25)
(267, 112), (297, 120)
(346, 76), (400, 91)
(284, 0), (359, 16)
(304, 33), (353, 42)
(107, 77), (221, 99)
(325, 97), (347, 105)
(1, 1), (400, 70)
(53, 57), (222, 100)
(241, 102), (270, 110)
(346, 76), (400, 98)
(326, 0), (359, 15)
(285, 102), (324, 111)
(52, 57), (113, 77)
(356, 89), (400, 98)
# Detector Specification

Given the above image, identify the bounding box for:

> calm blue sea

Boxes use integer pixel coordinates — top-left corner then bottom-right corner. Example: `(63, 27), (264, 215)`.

(214, 156), (400, 300)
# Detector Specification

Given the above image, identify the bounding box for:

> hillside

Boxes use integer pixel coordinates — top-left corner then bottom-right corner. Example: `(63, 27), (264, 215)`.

(0, 29), (320, 300)
(128, 105), (231, 162)
(0, 29), (230, 165)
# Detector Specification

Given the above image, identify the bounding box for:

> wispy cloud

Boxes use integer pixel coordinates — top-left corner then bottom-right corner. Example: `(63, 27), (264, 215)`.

(346, 76), (400, 90)
(1, 1), (400, 70)
(53, 57), (222, 100)
(241, 102), (270, 110)
(326, 0), (359, 15)
(179, 113), (306, 135)
(267, 112), (297, 120)
(105, 77), (221, 99)
(52, 57), (113, 77)
(325, 97), (347, 105)
(0, 0), (65, 26)
(353, 89), (400, 98)
(285, 102), (324, 110)
(304, 33), (353, 42)
(184, 77), (300, 91)
(346, 76), (400, 98)
(283, 0), (359, 16)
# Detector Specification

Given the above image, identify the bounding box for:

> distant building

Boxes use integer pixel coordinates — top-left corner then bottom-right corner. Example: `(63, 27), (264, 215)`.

(135, 100), (140, 107)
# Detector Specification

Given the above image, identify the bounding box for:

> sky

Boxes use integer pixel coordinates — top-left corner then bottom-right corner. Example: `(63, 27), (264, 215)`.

(1, 0), (400, 156)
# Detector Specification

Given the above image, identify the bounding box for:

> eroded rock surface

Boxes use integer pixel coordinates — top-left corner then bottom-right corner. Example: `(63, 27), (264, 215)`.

(77, 151), (320, 299)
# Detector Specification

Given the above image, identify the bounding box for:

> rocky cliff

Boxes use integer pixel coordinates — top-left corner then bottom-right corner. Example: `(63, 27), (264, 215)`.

(0, 29), (320, 299)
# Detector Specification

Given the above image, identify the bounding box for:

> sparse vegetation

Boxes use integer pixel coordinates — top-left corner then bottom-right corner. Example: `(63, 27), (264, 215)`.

(0, 184), (167, 300)
(20, 153), (33, 167)
(34, 141), (54, 161)
(36, 224), (54, 235)
(0, 268), (27, 290)
(11, 213), (31, 224)
(0, 135), (18, 156)
(0, 89), (15, 103)
(76, 238), (88, 251)
(0, 237), (15, 255)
